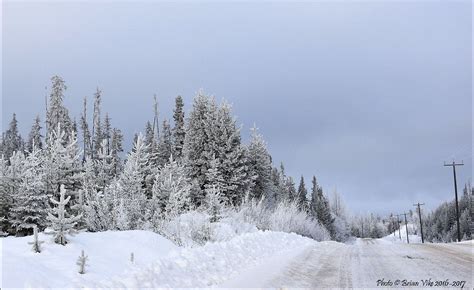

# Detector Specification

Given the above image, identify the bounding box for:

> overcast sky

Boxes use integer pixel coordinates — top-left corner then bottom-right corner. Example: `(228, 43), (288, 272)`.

(2, 1), (472, 215)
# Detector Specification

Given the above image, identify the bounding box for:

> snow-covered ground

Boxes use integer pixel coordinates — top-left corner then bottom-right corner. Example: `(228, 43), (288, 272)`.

(1, 230), (178, 288)
(2, 229), (472, 288)
(1, 229), (315, 288)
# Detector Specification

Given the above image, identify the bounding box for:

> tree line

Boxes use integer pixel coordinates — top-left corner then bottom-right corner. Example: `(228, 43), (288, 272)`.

(0, 76), (344, 242)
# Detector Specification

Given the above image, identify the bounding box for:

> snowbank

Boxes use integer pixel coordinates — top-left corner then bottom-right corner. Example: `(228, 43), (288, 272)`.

(101, 230), (315, 288)
(380, 223), (422, 244)
(2, 229), (316, 288)
(1, 230), (178, 288)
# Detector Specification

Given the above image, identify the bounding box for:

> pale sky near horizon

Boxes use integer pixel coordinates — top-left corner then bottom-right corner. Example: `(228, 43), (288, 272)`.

(2, 1), (472, 216)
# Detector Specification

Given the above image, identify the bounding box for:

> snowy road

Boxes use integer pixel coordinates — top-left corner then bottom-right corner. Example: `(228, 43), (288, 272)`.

(224, 239), (473, 288)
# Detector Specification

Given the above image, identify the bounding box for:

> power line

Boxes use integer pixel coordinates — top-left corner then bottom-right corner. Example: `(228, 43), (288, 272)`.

(444, 160), (464, 242)
(413, 203), (425, 243)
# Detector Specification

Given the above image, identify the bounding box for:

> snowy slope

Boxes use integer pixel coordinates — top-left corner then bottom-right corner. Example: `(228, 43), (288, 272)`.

(2, 229), (315, 288)
(1, 230), (178, 288)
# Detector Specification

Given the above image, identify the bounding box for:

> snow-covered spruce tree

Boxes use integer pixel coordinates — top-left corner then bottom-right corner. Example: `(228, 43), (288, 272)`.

(157, 120), (173, 168)
(46, 76), (73, 143)
(3, 114), (23, 160)
(102, 113), (112, 153)
(26, 116), (43, 153)
(95, 139), (114, 192)
(205, 185), (224, 223)
(110, 128), (124, 176)
(204, 154), (227, 205)
(117, 134), (150, 229)
(0, 156), (12, 233)
(246, 125), (272, 201)
(1, 152), (26, 234)
(172, 95), (186, 159)
(204, 100), (250, 206)
(77, 250), (88, 274)
(310, 176), (335, 237)
(182, 92), (215, 205)
(151, 156), (192, 219)
(43, 124), (82, 208)
(10, 146), (49, 235)
(47, 184), (81, 245)
(28, 225), (44, 253)
(297, 176), (308, 211)
(286, 176), (297, 201)
(92, 88), (103, 159)
(80, 97), (92, 162)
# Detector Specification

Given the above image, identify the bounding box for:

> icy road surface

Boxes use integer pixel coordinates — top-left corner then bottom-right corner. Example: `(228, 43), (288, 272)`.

(223, 238), (473, 288)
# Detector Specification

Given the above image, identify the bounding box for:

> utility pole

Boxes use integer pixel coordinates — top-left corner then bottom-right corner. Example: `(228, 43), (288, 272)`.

(413, 203), (425, 243)
(444, 161), (464, 242)
(403, 212), (410, 244)
(391, 214), (395, 237)
(396, 214), (402, 240)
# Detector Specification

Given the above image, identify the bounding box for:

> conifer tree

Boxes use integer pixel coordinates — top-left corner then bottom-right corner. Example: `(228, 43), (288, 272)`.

(3, 114), (23, 160)
(310, 176), (334, 237)
(103, 113), (112, 153)
(297, 176), (308, 211)
(43, 124), (82, 204)
(80, 97), (92, 162)
(10, 146), (49, 235)
(247, 125), (272, 201)
(172, 95), (186, 158)
(77, 250), (88, 274)
(117, 134), (150, 229)
(92, 88), (103, 159)
(46, 76), (72, 142)
(47, 185), (81, 245)
(26, 116), (43, 153)
(183, 92), (215, 204)
(110, 128), (124, 176)
(157, 120), (173, 167)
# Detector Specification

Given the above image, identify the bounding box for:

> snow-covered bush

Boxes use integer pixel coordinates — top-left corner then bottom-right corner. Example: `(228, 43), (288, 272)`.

(158, 211), (211, 247)
(228, 198), (330, 241)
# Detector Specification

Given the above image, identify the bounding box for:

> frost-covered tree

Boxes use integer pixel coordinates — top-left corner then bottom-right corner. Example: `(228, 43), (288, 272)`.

(152, 156), (192, 218)
(297, 176), (308, 211)
(172, 95), (186, 158)
(80, 97), (92, 162)
(117, 134), (149, 229)
(77, 250), (88, 274)
(286, 176), (297, 201)
(47, 185), (81, 245)
(205, 101), (250, 205)
(3, 114), (23, 160)
(26, 116), (43, 153)
(10, 147), (49, 235)
(28, 225), (44, 253)
(95, 139), (114, 192)
(205, 185), (224, 223)
(247, 125), (271, 201)
(92, 88), (103, 159)
(157, 120), (173, 168)
(103, 113), (112, 153)
(183, 92), (215, 204)
(1, 152), (25, 234)
(46, 76), (72, 142)
(110, 128), (124, 176)
(310, 176), (335, 237)
(205, 154), (227, 204)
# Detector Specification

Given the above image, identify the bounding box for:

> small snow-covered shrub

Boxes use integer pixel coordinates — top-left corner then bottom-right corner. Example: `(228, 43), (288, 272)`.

(158, 211), (211, 247)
